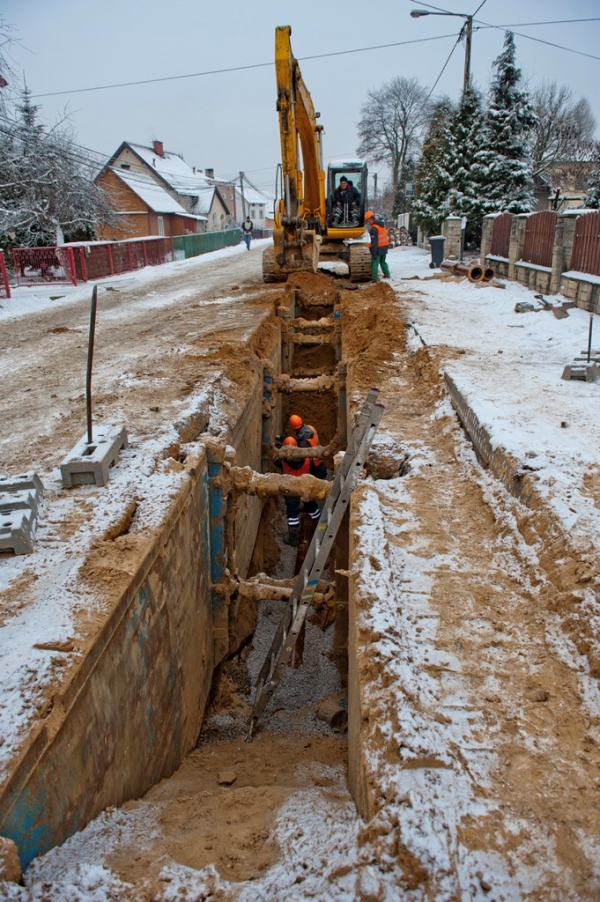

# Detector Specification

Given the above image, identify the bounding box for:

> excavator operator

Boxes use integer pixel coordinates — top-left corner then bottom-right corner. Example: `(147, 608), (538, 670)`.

(332, 176), (360, 226)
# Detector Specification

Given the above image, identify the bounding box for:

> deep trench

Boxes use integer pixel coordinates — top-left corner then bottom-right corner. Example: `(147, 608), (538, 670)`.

(200, 279), (349, 747)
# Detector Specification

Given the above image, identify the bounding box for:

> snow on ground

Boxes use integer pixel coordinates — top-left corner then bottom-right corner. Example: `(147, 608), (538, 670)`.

(0, 240), (264, 323)
(0, 241), (271, 783)
(2, 243), (600, 899)
(388, 244), (600, 549)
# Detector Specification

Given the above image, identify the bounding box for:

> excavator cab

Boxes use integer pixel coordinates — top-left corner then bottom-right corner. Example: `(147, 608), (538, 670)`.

(327, 162), (368, 230)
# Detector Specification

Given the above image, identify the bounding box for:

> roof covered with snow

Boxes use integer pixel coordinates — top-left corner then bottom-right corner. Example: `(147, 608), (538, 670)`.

(126, 143), (233, 198)
(111, 168), (188, 215)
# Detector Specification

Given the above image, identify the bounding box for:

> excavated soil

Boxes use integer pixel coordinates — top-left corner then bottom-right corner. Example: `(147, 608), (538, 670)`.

(4, 256), (600, 898)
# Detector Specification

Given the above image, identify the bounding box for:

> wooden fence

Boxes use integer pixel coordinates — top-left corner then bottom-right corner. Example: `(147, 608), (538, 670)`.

(570, 211), (600, 277)
(521, 211), (557, 268)
(490, 214), (512, 258)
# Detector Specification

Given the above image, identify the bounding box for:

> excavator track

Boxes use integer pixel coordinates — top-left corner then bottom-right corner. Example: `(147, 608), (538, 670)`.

(348, 244), (372, 283)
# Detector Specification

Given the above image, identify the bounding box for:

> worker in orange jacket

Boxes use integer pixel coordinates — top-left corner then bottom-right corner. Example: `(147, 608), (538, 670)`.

(365, 210), (390, 282)
(274, 436), (320, 546)
(288, 415), (327, 479)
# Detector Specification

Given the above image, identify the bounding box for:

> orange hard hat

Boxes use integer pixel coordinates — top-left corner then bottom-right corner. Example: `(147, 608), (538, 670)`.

(283, 436), (297, 446)
(365, 210), (375, 220)
(289, 414), (303, 430)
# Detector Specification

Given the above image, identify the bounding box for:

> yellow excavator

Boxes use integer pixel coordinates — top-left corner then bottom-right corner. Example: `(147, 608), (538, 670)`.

(263, 26), (372, 283)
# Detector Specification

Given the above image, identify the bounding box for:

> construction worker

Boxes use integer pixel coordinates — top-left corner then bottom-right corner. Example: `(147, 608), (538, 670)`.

(365, 210), (390, 282)
(288, 415), (327, 479)
(274, 437), (320, 546)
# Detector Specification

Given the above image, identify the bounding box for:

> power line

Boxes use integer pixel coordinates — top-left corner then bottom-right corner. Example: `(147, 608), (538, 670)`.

(410, 0), (600, 63)
(479, 17), (600, 28)
(30, 33), (458, 99)
(424, 32), (464, 102)
(473, 18), (600, 62)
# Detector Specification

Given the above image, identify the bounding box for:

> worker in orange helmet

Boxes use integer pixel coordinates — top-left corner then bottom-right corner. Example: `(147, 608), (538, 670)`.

(365, 210), (390, 282)
(273, 436), (320, 546)
(288, 414), (327, 479)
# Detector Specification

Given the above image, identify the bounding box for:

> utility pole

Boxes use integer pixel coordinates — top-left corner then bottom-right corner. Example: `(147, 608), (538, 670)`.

(411, 9), (473, 96)
(239, 171), (246, 222)
(462, 16), (473, 94)
(373, 173), (378, 202)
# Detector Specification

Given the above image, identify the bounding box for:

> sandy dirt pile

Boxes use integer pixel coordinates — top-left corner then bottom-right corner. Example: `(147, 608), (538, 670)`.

(2, 247), (600, 900)
(340, 277), (600, 898)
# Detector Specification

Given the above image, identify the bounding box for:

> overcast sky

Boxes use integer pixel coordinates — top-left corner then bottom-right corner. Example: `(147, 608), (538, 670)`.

(2, 0), (599, 193)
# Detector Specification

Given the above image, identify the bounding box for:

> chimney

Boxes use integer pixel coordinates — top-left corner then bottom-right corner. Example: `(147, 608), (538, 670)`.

(205, 168), (214, 179)
(153, 140), (164, 156)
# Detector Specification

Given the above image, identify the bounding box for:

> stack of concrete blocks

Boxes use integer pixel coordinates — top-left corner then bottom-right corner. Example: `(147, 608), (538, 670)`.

(481, 210), (600, 313)
(0, 472), (44, 555)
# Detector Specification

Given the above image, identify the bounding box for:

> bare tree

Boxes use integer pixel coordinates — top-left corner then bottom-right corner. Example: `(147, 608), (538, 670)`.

(357, 77), (432, 193)
(530, 81), (596, 176)
(0, 88), (117, 250)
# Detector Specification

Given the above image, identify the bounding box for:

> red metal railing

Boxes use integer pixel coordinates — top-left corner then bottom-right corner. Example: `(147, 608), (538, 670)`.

(12, 237), (174, 287)
(521, 211), (557, 268)
(12, 246), (77, 287)
(570, 212), (600, 277)
(490, 213), (512, 258)
(0, 251), (11, 298)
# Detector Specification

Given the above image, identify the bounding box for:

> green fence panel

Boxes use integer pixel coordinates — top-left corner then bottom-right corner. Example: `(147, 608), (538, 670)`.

(172, 229), (242, 260)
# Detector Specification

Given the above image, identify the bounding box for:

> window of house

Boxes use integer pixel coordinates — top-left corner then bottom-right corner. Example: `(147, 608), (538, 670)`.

(157, 216), (165, 236)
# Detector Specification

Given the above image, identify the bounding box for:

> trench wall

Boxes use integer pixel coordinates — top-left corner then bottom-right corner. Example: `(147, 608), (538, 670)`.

(0, 315), (280, 869)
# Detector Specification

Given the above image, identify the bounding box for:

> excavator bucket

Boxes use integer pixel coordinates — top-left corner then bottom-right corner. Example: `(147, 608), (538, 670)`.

(263, 229), (322, 283)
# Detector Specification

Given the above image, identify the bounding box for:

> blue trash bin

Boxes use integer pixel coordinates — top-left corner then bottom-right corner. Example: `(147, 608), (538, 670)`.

(429, 235), (446, 269)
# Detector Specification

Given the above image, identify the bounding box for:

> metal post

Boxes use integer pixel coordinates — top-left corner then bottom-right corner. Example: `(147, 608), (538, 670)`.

(207, 445), (227, 598)
(587, 313), (594, 363)
(86, 285), (98, 445)
(239, 171), (246, 220)
(262, 367), (273, 472)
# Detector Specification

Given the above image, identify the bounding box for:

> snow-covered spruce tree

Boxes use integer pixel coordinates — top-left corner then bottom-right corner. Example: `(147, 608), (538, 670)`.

(0, 87), (116, 253)
(412, 98), (456, 237)
(473, 32), (536, 215)
(584, 142), (600, 209)
(438, 86), (487, 245)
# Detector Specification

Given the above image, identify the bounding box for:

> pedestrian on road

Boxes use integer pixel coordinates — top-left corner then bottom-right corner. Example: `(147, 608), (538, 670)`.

(365, 211), (390, 282)
(288, 414), (327, 479)
(274, 436), (320, 545)
(242, 216), (254, 250)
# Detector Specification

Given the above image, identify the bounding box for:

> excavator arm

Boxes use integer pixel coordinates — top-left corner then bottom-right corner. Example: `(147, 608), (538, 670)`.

(275, 25), (325, 224)
(264, 26), (325, 281)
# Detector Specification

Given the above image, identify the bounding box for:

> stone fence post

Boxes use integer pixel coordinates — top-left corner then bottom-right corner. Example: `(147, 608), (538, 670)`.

(550, 213), (578, 295)
(480, 215), (495, 262)
(442, 216), (462, 259)
(507, 214), (529, 281)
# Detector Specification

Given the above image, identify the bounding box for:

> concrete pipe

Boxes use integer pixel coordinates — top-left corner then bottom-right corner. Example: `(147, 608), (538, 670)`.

(453, 262), (484, 282)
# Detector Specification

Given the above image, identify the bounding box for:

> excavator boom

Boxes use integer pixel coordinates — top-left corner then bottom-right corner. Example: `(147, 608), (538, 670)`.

(263, 26), (371, 283)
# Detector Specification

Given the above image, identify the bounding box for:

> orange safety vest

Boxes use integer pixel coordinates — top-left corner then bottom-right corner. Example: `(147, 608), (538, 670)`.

(282, 457), (310, 477)
(370, 222), (389, 249)
(305, 424), (322, 467)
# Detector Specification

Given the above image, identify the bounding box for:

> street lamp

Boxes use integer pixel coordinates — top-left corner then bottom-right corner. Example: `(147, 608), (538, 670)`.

(410, 9), (473, 94)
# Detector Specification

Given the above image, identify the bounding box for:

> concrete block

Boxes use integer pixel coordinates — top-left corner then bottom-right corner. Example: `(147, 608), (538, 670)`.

(60, 425), (128, 488)
(0, 489), (39, 515)
(562, 363), (599, 382)
(0, 507), (36, 555)
(0, 471), (44, 497)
